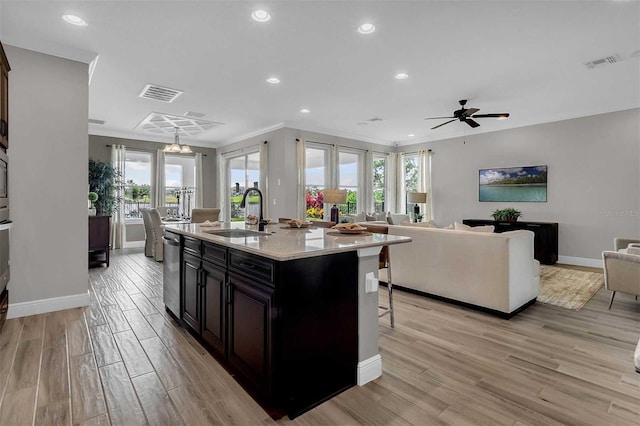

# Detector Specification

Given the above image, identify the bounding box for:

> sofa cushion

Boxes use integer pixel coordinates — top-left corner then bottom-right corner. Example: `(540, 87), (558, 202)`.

(454, 221), (495, 233)
(400, 220), (438, 228)
(388, 214), (410, 225)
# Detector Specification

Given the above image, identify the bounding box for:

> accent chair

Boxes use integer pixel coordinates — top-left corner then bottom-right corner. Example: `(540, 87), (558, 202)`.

(191, 208), (220, 223)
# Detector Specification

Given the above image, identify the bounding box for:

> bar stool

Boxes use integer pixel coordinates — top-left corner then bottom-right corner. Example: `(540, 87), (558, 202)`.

(362, 224), (394, 328)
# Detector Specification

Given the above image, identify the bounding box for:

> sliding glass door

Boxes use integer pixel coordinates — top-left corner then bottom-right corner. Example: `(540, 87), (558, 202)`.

(228, 151), (260, 221)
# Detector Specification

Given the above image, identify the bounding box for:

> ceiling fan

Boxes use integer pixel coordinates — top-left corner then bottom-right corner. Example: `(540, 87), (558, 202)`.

(425, 99), (510, 130)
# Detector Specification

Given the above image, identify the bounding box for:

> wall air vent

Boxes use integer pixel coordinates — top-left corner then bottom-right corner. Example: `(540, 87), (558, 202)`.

(584, 54), (620, 69)
(135, 112), (224, 137)
(88, 119), (105, 125)
(138, 84), (183, 103)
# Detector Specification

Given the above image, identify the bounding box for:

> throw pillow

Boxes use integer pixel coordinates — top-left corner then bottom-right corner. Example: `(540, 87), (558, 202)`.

(401, 221), (438, 228)
(354, 212), (367, 223)
(365, 214), (376, 221)
(454, 221), (494, 233)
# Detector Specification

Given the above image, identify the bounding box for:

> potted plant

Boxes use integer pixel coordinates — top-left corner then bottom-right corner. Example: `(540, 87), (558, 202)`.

(491, 207), (522, 222)
(88, 192), (98, 216)
(88, 159), (122, 215)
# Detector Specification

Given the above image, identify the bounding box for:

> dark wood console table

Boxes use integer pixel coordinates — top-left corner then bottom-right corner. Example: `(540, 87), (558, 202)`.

(463, 219), (558, 265)
(89, 215), (111, 267)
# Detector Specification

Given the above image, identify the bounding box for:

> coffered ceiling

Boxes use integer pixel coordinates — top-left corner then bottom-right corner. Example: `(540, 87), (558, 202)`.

(1, 1), (638, 147)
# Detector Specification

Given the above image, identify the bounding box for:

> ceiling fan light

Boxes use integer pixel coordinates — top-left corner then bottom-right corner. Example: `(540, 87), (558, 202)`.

(164, 143), (181, 153)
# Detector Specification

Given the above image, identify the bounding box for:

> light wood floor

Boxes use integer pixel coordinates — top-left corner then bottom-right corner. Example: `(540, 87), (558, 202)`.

(0, 249), (638, 426)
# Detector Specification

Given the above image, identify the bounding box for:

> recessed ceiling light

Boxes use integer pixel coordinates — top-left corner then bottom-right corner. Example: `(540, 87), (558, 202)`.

(395, 73), (409, 80)
(300, 108), (310, 114)
(62, 14), (88, 26)
(357, 23), (376, 34)
(408, 134), (415, 137)
(251, 10), (271, 22)
(266, 77), (280, 84)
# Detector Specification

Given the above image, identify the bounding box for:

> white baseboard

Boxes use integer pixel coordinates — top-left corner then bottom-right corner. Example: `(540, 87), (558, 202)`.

(357, 354), (382, 386)
(557, 256), (603, 269)
(7, 291), (90, 319)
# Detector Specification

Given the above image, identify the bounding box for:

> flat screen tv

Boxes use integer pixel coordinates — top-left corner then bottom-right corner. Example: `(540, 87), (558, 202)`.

(479, 165), (547, 202)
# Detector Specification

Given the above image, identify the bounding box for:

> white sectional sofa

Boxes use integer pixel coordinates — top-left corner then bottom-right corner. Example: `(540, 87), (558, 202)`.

(386, 225), (540, 317)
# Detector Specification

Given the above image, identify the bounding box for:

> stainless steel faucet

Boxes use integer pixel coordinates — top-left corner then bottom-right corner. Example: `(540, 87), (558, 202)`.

(239, 187), (267, 231)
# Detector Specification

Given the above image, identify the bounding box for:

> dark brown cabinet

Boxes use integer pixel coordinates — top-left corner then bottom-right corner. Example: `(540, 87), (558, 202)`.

(463, 219), (559, 265)
(88, 215), (110, 267)
(201, 260), (226, 354)
(0, 41), (10, 150)
(181, 252), (201, 332)
(227, 272), (274, 396)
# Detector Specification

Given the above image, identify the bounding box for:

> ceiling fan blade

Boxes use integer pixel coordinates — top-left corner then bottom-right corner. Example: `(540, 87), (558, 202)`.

(471, 113), (510, 119)
(424, 116), (455, 120)
(431, 119), (456, 130)
(462, 108), (479, 117)
(464, 118), (480, 128)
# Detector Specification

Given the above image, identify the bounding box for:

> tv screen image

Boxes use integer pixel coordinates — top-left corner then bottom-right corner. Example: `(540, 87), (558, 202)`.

(479, 165), (547, 202)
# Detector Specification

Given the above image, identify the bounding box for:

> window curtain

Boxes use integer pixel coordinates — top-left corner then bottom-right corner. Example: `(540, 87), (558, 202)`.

(217, 153), (228, 221)
(195, 152), (203, 208)
(386, 152), (398, 213)
(363, 149), (374, 213)
(259, 141), (269, 218)
(390, 152), (406, 213)
(296, 138), (306, 219)
(111, 144), (126, 249)
(155, 150), (165, 207)
(418, 149), (433, 221)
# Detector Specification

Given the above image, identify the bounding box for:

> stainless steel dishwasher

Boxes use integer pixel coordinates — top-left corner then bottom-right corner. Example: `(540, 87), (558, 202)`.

(162, 230), (181, 318)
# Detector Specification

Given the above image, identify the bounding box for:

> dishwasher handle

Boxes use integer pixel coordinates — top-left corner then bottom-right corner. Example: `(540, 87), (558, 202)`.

(162, 236), (180, 247)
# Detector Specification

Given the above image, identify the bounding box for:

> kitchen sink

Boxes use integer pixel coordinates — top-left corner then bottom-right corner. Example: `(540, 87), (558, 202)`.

(203, 229), (269, 238)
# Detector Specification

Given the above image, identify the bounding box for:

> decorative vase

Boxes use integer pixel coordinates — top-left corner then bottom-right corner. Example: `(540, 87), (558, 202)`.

(89, 206), (96, 216)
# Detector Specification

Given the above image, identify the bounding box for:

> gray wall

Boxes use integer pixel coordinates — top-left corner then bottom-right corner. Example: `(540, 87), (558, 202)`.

(89, 134), (217, 242)
(399, 108), (640, 261)
(7, 46), (89, 307)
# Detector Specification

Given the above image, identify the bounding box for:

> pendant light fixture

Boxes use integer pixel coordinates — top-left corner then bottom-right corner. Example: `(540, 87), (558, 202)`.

(163, 127), (192, 153)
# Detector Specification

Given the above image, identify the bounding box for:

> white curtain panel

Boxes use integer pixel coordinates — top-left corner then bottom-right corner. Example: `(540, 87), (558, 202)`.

(364, 149), (374, 213)
(111, 144), (126, 249)
(217, 153), (228, 221)
(155, 149), (165, 207)
(395, 152), (406, 213)
(195, 152), (203, 208)
(418, 149), (434, 221)
(329, 144), (338, 189)
(386, 152), (397, 213)
(296, 138), (306, 219)
(259, 141), (269, 218)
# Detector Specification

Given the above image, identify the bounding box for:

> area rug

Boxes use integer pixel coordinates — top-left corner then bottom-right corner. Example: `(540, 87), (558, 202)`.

(538, 265), (604, 310)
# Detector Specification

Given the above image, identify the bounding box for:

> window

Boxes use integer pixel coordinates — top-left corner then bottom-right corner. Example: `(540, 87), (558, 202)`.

(164, 154), (196, 215)
(124, 151), (152, 219)
(338, 150), (360, 215)
(404, 154), (419, 213)
(229, 151), (260, 221)
(373, 154), (386, 213)
(304, 144), (329, 220)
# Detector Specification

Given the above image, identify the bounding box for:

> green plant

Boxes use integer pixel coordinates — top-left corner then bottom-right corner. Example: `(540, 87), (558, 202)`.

(88, 159), (122, 215)
(491, 207), (522, 222)
(88, 192), (99, 203)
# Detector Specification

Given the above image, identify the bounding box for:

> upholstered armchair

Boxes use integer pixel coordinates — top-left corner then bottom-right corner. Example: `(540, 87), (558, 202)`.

(148, 208), (164, 262)
(140, 208), (154, 257)
(191, 208), (220, 223)
(615, 238), (640, 252)
(602, 250), (640, 309)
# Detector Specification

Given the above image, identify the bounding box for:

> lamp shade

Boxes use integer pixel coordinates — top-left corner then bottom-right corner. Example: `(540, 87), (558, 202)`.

(324, 189), (347, 204)
(407, 192), (427, 203)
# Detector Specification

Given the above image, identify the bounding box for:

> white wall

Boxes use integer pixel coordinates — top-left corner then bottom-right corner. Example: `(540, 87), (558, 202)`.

(401, 109), (640, 263)
(6, 46), (89, 317)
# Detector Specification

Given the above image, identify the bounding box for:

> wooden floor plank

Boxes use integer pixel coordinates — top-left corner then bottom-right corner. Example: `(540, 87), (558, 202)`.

(34, 398), (71, 426)
(0, 386), (37, 426)
(89, 324), (122, 367)
(37, 345), (69, 408)
(111, 330), (154, 378)
(131, 371), (183, 425)
(69, 353), (107, 423)
(98, 362), (147, 426)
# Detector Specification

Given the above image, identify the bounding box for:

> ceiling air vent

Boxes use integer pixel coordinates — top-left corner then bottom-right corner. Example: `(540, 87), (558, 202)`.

(89, 119), (105, 125)
(584, 54), (620, 69)
(184, 111), (206, 118)
(138, 84), (183, 103)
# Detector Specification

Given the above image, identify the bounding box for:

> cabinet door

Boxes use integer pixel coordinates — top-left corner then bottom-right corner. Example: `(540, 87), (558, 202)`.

(201, 260), (226, 355)
(182, 252), (201, 333)
(1, 65), (7, 149)
(227, 273), (274, 396)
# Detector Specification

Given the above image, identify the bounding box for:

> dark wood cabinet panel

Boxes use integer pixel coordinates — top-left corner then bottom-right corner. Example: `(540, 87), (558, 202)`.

(181, 252), (201, 332)
(227, 273), (274, 396)
(88, 215), (110, 267)
(201, 260), (226, 355)
(463, 219), (558, 265)
(0, 41), (10, 150)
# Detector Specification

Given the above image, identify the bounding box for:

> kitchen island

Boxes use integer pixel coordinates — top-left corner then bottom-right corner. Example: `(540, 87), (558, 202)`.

(162, 222), (410, 418)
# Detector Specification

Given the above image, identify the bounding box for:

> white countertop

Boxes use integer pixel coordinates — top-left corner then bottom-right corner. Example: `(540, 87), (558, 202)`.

(162, 222), (411, 261)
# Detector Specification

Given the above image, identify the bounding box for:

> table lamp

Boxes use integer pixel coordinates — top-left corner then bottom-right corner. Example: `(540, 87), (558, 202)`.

(407, 192), (427, 222)
(324, 189), (347, 224)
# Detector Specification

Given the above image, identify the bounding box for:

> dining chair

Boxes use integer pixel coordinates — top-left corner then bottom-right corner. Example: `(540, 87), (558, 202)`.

(140, 208), (154, 257)
(191, 208), (221, 223)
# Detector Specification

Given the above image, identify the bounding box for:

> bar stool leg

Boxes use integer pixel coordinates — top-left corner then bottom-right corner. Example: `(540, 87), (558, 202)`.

(387, 257), (394, 328)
